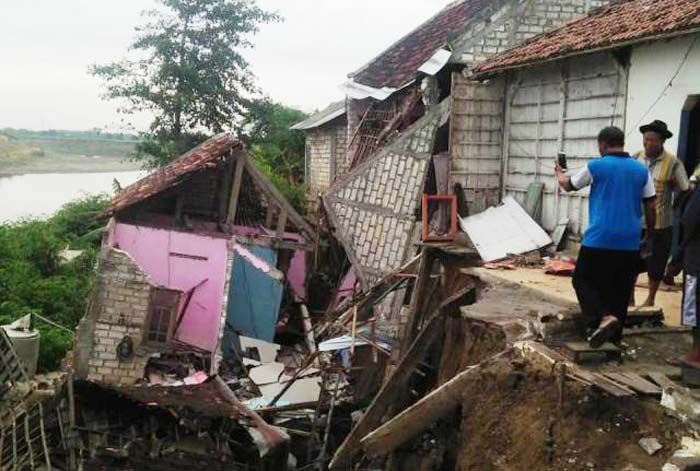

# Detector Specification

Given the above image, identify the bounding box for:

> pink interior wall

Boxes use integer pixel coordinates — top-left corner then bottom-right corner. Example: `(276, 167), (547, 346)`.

(109, 223), (228, 352)
(232, 225), (307, 301)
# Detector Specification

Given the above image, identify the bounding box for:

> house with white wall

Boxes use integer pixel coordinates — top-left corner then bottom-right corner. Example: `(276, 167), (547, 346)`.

(465, 0), (700, 243)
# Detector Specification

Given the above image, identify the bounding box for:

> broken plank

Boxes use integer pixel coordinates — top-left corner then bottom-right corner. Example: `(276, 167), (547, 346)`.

(361, 351), (509, 458)
(603, 372), (661, 396)
(515, 341), (634, 397)
(328, 306), (446, 471)
(648, 371), (679, 390)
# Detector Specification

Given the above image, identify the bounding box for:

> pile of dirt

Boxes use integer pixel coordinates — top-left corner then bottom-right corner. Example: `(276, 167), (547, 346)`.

(455, 362), (684, 471)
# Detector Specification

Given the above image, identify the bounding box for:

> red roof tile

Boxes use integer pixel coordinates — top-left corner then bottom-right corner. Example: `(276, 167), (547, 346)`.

(473, 0), (700, 75)
(351, 0), (488, 89)
(106, 133), (242, 215)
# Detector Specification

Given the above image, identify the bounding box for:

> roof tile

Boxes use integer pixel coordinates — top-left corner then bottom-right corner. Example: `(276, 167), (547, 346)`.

(473, 0), (700, 75)
(351, 0), (488, 89)
(106, 133), (242, 215)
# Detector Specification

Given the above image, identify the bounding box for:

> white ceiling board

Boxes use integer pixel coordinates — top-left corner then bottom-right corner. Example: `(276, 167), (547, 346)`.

(459, 196), (552, 262)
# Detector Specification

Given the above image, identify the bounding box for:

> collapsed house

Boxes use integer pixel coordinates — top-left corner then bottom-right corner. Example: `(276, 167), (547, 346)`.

(74, 133), (314, 387)
(65, 134), (319, 469)
(292, 0), (612, 318)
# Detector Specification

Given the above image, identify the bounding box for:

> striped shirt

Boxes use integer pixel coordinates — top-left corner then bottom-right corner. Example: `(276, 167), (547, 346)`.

(635, 149), (689, 229)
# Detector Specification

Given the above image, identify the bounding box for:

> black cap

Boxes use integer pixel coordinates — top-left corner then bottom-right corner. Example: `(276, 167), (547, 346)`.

(640, 120), (673, 139)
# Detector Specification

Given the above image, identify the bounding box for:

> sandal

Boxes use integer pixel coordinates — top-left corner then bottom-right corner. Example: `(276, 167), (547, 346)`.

(588, 318), (620, 349)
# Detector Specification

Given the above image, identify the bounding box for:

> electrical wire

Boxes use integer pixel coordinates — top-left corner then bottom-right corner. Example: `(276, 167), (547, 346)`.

(626, 34), (700, 136)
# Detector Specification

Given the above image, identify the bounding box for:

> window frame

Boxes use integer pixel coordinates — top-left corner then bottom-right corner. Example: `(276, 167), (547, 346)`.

(144, 287), (181, 347)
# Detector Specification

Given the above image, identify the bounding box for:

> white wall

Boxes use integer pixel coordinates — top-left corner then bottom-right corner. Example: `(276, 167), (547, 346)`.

(502, 52), (626, 236)
(625, 34), (700, 155)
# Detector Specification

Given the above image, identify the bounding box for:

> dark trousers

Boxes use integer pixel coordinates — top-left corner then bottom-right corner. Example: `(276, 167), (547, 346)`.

(573, 246), (639, 342)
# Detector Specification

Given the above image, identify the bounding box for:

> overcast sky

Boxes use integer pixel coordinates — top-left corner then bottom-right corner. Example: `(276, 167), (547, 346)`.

(0, 0), (452, 132)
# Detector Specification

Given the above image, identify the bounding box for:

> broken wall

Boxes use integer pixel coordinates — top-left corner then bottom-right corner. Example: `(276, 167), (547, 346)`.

(77, 248), (154, 386)
(449, 75), (505, 214)
(109, 222), (229, 351)
(324, 99), (450, 287)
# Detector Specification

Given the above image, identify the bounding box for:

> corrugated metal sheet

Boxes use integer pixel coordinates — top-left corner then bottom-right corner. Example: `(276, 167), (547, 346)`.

(449, 73), (505, 214)
(291, 101), (346, 130)
(502, 52), (627, 238)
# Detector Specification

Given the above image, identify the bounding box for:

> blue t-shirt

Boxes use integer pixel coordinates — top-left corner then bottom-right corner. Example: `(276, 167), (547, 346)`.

(573, 153), (653, 251)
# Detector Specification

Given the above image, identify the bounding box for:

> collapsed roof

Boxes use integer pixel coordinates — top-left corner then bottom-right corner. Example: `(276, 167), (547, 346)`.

(105, 133), (314, 241)
(472, 0), (700, 76)
(348, 0), (489, 90)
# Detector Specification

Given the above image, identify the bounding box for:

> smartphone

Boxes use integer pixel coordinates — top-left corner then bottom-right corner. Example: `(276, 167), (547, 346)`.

(557, 152), (568, 171)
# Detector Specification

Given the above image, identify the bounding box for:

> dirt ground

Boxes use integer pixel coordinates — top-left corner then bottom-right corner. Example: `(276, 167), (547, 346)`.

(455, 361), (686, 471)
(476, 268), (683, 326)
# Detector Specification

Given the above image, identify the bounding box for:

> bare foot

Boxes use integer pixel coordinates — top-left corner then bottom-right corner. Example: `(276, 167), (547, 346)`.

(640, 298), (655, 307)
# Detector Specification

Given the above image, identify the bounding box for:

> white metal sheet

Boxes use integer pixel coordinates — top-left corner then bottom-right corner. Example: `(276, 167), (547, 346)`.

(418, 48), (453, 76)
(459, 196), (552, 262)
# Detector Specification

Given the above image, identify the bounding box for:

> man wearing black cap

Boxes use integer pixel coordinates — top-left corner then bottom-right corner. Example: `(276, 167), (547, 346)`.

(633, 120), (689, 307)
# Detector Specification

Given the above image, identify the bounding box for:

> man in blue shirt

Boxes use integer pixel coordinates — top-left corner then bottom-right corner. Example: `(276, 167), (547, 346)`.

(555, 126), (656, 348)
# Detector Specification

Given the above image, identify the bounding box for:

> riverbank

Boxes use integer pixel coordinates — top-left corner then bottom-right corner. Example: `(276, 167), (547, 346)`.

(0, 153), (143, 176)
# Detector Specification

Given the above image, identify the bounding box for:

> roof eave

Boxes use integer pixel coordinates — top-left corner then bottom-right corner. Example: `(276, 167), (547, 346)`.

(471, 27), (700, 79)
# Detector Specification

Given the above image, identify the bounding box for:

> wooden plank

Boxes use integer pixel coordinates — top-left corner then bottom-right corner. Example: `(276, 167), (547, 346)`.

(361, 352), (508, 457)
(603, 372), (661, 396)
(648, 372), (679, 390)
(225, 153), (246, 226)
(218, 154), (234, 224)
(276, 209), (288, 240)
(328, 306), (446, 471)
(570, 370), (635, 397)
(564, 342), (620, 353)
(243, 156), (315, 238)
(38, 404), (51, 470)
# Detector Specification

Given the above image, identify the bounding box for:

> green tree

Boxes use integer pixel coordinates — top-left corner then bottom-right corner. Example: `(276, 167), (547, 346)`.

(241, 98), (308, 210)
(90, 0), (280, 168)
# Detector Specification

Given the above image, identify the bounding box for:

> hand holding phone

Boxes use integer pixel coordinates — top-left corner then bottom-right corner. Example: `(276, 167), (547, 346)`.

(557, 152), (568, 171)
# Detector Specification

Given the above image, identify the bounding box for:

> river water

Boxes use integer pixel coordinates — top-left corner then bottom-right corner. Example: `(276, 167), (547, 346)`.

(0, 171), (146, 223)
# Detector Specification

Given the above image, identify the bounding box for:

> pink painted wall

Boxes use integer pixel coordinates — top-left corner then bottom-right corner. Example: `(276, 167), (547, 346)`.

(109, 223), (228, 352)
(232, 225), (307, 301)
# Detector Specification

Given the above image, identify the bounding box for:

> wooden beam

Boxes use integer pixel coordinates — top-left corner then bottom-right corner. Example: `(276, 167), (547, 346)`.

(361, 352), (508, 457)
(300, 304), (318, 360)
(328, 306), (446, 471)
(218, 154), (234, 225)
(276, 209), (288, 239)
(243, 156), (315, 238)
(226, 153), (246, 226)
(265, 205), (276, 229)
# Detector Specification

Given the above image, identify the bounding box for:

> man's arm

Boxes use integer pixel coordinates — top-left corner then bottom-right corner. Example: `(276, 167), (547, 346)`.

(556, 163), (591, 192)
(644, 198), (657, 232)
(642, 168), (657, 229)
(672, 159), (690, 192)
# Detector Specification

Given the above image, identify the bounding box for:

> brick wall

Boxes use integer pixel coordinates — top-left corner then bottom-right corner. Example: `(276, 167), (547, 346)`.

(76, 248), (158, 386)
(324, 99), (450, 287)
(306, 118), (348, 198)
(456, 0), (609, 64)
